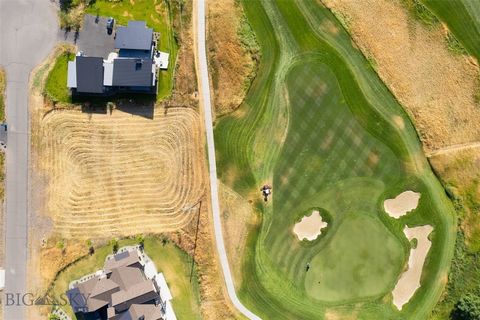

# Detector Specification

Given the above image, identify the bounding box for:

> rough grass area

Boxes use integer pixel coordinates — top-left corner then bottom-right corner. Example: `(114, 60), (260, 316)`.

(44, 51), (74, 103)
(85, 0), (178, 100)
(421, 0), (480, 60)
(214, 0), (456, 319)
(48, 237), (202, 319)
(429, 150), (480, 319)
(207, 0), (259, 116)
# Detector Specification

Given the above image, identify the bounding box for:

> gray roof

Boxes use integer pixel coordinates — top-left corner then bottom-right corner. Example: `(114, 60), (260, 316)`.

(112, 59), (154, 87)
(76, 56), (104, 93)
(115, 21), (153, 50)
(104, 250), (143, 274)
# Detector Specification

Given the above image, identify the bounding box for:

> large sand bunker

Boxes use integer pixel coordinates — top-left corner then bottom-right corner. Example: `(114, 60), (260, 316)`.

(37, 107), (205, 238)
(293, 210), (328, 241)
(392, 225), (433, 310)
(384, 191), (421, 218)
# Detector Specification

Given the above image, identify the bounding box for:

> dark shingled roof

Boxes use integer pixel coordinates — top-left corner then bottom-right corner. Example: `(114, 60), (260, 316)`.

(115, 21), (153, 51)
(76, 56), (104, 93)
(112, 59), (153, 87)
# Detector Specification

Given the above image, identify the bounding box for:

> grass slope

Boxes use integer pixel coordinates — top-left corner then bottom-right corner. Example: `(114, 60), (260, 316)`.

(49, 237), (202, 319)
(421, 0), (480, 60)
(85, 0), (178, 100)
(45, 51), (74, 103)
(214, 0), (456, 319)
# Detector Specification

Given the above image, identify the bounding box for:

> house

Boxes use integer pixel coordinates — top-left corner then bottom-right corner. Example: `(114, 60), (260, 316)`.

(66, 248), (176, 320)
(67, 20), (159, 96)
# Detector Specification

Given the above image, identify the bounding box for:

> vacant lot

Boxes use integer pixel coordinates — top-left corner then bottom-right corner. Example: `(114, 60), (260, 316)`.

(35, 106), (205, 239)
(214, 1), (456, 319)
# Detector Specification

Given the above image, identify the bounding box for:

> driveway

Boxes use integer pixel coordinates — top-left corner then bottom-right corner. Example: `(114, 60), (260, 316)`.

(0, 0), (58, 319)
(77, 14), (115, 58)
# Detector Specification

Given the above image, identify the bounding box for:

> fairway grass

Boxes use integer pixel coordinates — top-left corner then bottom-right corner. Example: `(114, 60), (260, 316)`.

(214, 0), (456, 319)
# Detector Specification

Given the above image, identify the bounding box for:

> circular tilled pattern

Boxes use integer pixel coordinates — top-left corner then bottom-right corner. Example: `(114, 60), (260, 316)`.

(39, 108), (205, 238)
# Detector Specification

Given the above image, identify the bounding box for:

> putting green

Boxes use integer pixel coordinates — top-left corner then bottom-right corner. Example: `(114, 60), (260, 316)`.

(305, 213), (404, 302)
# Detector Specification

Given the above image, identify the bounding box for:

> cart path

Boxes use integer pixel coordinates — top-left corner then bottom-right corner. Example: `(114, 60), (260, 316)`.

(194, 0), (261, 319)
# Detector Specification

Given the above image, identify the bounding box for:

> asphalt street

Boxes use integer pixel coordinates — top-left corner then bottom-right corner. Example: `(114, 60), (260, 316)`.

(195, 0), (261, 319)
(0, 0), (58, 319)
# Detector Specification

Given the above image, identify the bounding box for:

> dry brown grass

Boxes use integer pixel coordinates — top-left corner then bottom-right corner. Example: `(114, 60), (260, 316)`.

(169, 197), (244, 319)
(33, 106), (205, 239)
(322, 0), (480, 153)
(219, 182), (258, 286)
(207, 0), (258, 116)
(430, 148), (480, 251)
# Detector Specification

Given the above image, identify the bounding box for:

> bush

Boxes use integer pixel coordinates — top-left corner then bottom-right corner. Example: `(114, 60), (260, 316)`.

(452, 293), (480, 320)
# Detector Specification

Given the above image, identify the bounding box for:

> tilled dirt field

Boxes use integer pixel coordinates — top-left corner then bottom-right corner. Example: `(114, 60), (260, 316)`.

(36, 106), (205, 238)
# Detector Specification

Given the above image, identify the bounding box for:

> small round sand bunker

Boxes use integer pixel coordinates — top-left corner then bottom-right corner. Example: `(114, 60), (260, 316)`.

(293, 210), (328, 241)
(384, 191), (421, 219)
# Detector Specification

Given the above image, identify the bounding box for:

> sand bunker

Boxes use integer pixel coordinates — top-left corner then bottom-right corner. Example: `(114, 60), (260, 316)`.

(384, 191), (421, 218)
(293, 210), (328, 241)
(392, 225), (433, 310)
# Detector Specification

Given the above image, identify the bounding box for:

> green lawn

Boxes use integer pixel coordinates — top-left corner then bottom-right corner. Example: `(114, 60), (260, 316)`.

(214, 0), (456, 319)
(49, 237), (202, 320)
(85, 0), (178, 100)
(45, 51), (74, 103)
(306, 213), (404, 302)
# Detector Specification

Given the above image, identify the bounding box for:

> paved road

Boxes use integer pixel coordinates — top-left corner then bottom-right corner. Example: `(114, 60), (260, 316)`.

(195, 1), (261, 319)
(0, 0), (58, 319)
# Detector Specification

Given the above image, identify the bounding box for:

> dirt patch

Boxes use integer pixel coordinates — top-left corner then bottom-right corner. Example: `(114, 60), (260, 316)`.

(384, 191), (421, 218)
(392, 225), (433, 310)
(325, 309), (357, 320)
(293, 210), (328, 241)
(207, 0), (259, 116)
(322, 0), (480, 153)
(392, 115), (405, 130)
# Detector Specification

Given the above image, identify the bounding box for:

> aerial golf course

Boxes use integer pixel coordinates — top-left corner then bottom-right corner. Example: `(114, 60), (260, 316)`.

(214, 1), (456, 319)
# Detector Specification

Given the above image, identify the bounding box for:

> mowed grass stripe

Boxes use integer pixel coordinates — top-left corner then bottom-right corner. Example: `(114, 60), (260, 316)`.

(40, 108), (205, 238)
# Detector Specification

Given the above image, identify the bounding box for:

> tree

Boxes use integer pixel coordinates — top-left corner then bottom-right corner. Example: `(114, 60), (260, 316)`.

(135, 234), (145, 249)
(86, 239), (94, 255)
(110, 239), (119, 254)
(452, 293), (480, 320)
